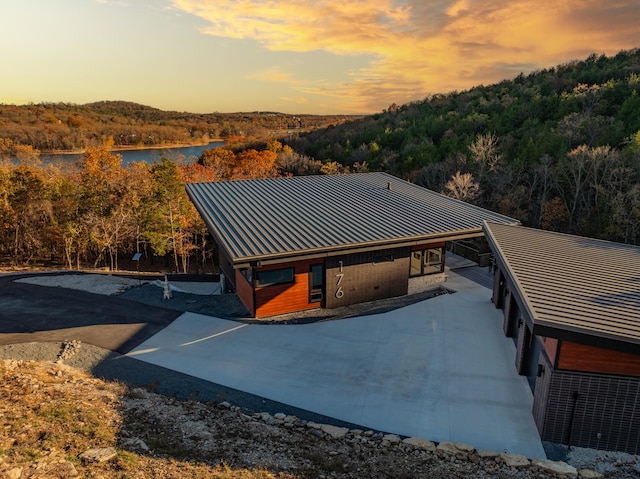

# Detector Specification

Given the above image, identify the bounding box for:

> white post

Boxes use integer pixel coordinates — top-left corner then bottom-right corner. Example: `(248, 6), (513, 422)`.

(163, 275), (172, 300)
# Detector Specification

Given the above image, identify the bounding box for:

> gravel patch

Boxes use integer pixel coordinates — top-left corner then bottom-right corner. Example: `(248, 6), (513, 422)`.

(118, 283), (250, 318)
(15, 274), (142, 296)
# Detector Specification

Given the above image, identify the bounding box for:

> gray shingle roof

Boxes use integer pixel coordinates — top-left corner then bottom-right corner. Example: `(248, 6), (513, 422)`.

(186, 172), (518, 264)
(484, 222), (640, 346)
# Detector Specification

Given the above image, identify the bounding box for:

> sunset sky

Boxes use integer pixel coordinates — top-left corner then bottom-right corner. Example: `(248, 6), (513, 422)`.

(1, 1), (639, 114)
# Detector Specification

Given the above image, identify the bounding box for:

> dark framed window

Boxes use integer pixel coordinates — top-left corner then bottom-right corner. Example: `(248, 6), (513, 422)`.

(309, 263), (324, 302)
(256, 267), (294, 287)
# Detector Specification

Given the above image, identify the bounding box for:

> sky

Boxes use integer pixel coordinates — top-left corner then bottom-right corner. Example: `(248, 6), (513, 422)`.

(1, 1), (639, 115)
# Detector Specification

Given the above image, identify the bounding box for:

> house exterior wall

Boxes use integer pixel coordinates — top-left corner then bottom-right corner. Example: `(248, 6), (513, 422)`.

(235, 269), (254, 316)
(254, 259), (323, 318)
(492, 265), (640, 455)
(219, 247), (236, 292)
(537, 368), (640, 454)
(325, 247), (410, 309)
(492, 267), (505, 308)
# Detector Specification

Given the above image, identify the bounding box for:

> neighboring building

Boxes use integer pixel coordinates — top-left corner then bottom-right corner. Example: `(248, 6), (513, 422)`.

(484, 222), (640, 454)
(186, 172), (517, 318)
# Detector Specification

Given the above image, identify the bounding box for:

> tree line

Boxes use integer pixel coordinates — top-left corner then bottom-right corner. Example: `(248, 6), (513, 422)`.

(287, 49), (640, 245)
(0, 101), (360, 153)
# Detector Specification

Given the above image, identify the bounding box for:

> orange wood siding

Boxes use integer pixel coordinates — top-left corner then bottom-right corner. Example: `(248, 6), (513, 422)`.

(541, 336), (559, 365)
(255, 259), (322, 318)
(557, 341), (640, 377)
(235, 269), (255, 316)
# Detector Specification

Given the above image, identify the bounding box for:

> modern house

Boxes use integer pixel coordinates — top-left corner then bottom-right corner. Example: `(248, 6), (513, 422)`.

(484, 222), (640, 454)
(186, 172), (517, 318)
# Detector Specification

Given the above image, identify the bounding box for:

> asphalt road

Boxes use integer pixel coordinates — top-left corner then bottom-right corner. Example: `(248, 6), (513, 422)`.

(0, 273), (181, 354)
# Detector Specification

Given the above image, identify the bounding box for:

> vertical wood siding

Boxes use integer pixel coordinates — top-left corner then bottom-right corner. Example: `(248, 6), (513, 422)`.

(325, 247), (410, 309)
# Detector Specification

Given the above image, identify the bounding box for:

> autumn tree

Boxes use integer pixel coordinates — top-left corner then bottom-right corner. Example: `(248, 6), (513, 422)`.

(145, 158), (198, 272)
(444, 171), (480, 202)
(199, 148), (236, 180)
(231, 149), (277, 179)
(76, 146), (134, 270)
(7, 165), (54, 263)
(275, 145), (321, 176)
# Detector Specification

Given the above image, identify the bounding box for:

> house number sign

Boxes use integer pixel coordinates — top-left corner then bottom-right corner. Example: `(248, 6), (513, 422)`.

(335, 260), (344, 298)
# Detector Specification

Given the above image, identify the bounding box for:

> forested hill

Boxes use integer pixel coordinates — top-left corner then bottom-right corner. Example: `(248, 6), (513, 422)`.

(0, 100), (359, 152)
(288, 49), (640, 245)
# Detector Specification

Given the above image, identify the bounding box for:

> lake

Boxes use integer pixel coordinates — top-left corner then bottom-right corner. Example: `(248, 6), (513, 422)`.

(41, 141), (225, 165)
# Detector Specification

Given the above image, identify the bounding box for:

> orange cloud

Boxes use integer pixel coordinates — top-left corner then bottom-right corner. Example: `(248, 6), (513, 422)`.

(171, 0), (640, 112)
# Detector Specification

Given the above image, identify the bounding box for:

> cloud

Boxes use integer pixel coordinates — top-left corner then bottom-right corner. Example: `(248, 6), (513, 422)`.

(171, 0), (640, 112)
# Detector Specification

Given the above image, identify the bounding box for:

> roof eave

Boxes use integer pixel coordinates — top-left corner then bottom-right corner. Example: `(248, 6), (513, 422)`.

(233, 228), (488, 268)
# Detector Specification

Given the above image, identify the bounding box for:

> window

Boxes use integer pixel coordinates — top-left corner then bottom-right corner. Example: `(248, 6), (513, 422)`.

(423, 248), (443, 274)
(410, 247), (444, 276)
(256, 267), (294, 287)
(309, 263), (324, 302)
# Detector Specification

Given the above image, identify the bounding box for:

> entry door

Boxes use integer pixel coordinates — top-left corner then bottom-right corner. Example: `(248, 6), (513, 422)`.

(309, 263), (325, 305)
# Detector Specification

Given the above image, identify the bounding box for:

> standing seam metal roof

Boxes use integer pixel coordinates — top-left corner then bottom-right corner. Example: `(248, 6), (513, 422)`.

(483, 222), (640, 346)
(186, 172), (518, 263)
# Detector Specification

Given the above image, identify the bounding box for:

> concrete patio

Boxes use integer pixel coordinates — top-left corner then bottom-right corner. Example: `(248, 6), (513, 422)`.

(128, 268), (546, 459)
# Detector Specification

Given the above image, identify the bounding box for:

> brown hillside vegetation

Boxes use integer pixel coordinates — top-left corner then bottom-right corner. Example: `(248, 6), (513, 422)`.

(0, 356), (626, 479)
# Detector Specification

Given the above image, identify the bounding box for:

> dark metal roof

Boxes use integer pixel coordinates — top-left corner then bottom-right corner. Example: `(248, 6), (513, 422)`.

(484, 222), (640, 346)
(186, 172), (518, 264)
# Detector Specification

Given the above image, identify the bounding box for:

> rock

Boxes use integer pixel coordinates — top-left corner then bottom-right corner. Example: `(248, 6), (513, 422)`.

(306, 421), (322, 430)
(122, 437), (150, 453)
(274, 412), (286, 420)
(500, 453), (530, 468)
(578, 469), (604, 479)
(455, 442), (475, 454)
(56, 461), (80, 477)
(218, 401), (231, 409)
(320, 424), (349, 439)
(476, 449), (499, 459)
(532, 458), (578, 478)
(402, 437), (436, 452)
(5, 467), (22, 479)
(79, 447), (118, 463)
(437, 441), (462, 457)
(382, 434), (400, 443)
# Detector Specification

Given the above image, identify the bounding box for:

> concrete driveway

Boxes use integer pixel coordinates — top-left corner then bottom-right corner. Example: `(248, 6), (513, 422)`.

(128, 271), (546, 459)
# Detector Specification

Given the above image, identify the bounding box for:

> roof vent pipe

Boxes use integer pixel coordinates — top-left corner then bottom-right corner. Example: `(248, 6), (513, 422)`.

(387, 182), (391, 191)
